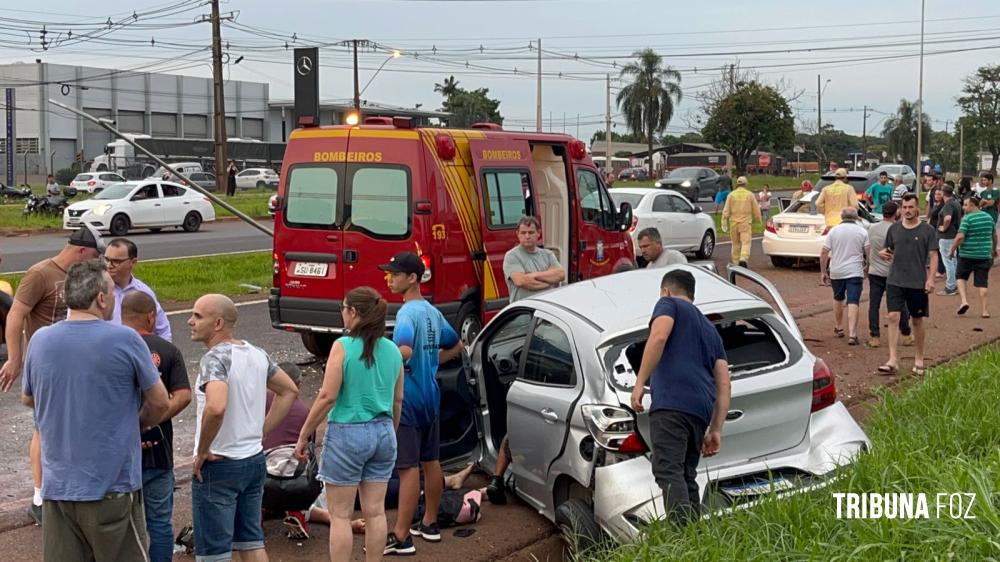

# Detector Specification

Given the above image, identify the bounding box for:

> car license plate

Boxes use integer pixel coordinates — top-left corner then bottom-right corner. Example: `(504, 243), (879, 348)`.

(720, 476), (796, 498)
(788, 224), (810, 233)
(293, 262), (328, 277)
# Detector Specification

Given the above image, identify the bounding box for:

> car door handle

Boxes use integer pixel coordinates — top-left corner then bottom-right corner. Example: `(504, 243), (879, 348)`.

(154, 203), (161, 206)
(540, 408), (559, 424)
(726, 410), (744, 421)
(326, 234), (340, 242)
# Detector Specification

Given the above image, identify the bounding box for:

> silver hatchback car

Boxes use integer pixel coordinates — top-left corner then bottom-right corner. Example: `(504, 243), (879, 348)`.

(454, 264), (869, 546)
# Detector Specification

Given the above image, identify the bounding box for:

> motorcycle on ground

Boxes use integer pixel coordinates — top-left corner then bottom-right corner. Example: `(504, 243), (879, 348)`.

(23, 186), (78, 216)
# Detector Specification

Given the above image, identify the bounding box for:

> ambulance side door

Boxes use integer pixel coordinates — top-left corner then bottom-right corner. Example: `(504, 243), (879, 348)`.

(572, 166), (622, 280)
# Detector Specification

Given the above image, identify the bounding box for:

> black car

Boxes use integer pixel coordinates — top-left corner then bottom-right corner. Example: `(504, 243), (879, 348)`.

(0, 183), (31, 204)
(617, 167), (649, 181)
(815, 171), (876, 194)
(654, 167), (721, 202)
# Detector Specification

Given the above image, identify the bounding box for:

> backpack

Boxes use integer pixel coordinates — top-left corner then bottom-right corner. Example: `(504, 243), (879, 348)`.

(262, 443), (322, 513)
(414, 488), (482, 528)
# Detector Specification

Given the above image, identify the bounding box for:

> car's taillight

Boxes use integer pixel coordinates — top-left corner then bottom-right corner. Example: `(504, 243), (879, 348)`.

(87, 180), (96, 186)
(628, 216), (638, 233)
(812, 358), (837, 412)
(272, 251), (280, 278)
(765, 219), (776, 233)
(822, 226), (831, 236)
(581, 404), (648, 455)
(420, 254), (433, 282)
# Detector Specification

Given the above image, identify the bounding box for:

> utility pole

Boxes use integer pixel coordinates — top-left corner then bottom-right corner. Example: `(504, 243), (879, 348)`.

(576, 113), (579, 139)
(209, 0), (227, 194)
(536, 38), (542, 132)
(353, 39), (360, 113)
(861, 105), (868, 170)
(916, 0), (926, 200)
(959, 122), (965, 176)
(817, 74), (822, 166)
(729, 63), (735, 92)
(606, 74), (612, 180)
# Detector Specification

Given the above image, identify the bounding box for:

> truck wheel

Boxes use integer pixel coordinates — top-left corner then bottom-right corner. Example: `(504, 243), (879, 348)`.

(695, 230), (715, 259)
(109, 214), (130, 236)
(555, 499), (605, 555)
(457, 302), (482, 347)
(301, 332), (336, 359)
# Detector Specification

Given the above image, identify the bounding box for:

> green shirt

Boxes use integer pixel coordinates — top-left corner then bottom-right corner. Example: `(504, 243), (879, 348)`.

(983, 188), (1000, 223)
(328, 336), (402, 424)
(958, 210), (995, 260)
(864, 182), (894, 214)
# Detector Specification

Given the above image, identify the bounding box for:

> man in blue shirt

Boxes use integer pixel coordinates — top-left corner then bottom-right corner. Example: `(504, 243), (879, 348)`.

(631, 269), (731, 525)
(104, 238), (172, 340)
(22, 259), (169, 561)
(379, 252), (463, 555)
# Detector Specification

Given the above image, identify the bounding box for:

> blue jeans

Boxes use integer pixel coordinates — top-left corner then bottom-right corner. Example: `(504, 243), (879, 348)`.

(192, 453), (266, 562)
(142, 468), (175, 562)
(939, 238), (957, 291)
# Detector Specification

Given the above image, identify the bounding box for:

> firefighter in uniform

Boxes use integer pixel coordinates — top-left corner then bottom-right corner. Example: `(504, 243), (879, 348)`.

(721, 176), (762, 267)
(816, 168), (859, 227)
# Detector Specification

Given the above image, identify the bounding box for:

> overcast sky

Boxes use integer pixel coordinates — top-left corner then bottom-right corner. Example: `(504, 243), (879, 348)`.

(2, 0), (998, 143)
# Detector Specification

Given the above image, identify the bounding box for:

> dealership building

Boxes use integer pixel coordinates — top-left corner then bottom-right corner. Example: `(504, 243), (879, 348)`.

(0, 60), (445, 184)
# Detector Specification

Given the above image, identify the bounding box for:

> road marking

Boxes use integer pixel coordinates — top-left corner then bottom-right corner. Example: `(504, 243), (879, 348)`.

(3, 249), (271, 276)
(166, 298), (269, 317)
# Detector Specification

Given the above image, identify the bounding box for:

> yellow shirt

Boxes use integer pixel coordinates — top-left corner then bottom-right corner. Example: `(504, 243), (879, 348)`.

(722, 187), (762, 227)
(816, 181), (858, 226)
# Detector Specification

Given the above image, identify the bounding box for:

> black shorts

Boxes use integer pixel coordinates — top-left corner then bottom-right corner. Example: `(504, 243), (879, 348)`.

(956, 257), (991, 288)
(395, 418), (440, 469)
(886, 285), (929, 318)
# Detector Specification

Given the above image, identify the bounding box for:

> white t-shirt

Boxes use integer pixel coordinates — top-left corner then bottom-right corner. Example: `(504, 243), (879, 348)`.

(194, 341), (278, 459)
(823, 220), (870, 279)
(892, 184), (908, 201)
(973, 183), (987, 196)
(645, 248), (688, 268)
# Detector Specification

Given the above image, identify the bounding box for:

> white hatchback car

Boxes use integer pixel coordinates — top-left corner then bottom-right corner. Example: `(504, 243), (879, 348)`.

(64, 181), (216, 235)
(762, 191), (878, 267)
(235, 168), (279, 190)
(610, 187), (716, 259)
(69, 172), (126, 193)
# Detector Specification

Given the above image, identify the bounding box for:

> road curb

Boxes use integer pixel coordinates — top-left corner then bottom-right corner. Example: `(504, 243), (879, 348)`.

(0, 214), (271, 237)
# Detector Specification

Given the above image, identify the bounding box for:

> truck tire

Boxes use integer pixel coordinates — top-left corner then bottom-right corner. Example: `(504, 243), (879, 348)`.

(457, 301), (482, 348)
(555, 499), (605, 555)
(301, 332), (336, 359)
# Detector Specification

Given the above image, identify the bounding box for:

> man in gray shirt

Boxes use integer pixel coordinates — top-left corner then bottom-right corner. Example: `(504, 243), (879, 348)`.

(637, 228), (688, 268)
(866, 201), (911, 349)
(503, 216), (565, 303)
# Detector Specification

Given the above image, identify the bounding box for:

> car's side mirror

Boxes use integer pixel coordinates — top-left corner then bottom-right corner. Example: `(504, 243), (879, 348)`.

(692, 206), (703, 214)
(618, 201), (633, 231)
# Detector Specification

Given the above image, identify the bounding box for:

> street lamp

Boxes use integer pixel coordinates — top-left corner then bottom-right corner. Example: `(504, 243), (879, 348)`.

(359, 50), (401, 99)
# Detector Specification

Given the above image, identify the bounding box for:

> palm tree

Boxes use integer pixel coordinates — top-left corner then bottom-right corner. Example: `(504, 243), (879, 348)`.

(882, 99), (932, 167)
(434, 75), (461, 98)
(616, 49), (682, 179)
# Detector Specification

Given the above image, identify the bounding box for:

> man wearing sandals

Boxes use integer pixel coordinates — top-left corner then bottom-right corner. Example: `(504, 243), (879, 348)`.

(820, 207), (870, 346)
(949, 195), (998, 319)
(877, 194), (938, 376)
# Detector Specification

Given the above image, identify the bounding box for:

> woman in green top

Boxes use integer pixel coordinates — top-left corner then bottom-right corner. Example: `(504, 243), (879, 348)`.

(295, 286), (404, 562)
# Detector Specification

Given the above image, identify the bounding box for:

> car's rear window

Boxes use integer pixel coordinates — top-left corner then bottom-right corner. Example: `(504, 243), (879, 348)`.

(604, 315), (790, 391)
(284, 164), (410, 235)
(349, 166), (410, 238)
(609, 191), (644, 210)
(285, 165), (340, 228)
(73, 174), (93, 181)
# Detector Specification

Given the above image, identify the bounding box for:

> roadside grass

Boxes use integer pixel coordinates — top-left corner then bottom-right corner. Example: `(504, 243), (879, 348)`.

(621, 174), (821, 191)
(0, 190), (273, 232)
(583, 344), (1000, 561)
(9, 251), (272, 302)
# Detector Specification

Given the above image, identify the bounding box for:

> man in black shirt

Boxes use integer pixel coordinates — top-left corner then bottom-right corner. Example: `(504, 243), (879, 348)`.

(121, 291), (191, 562)
(877, 193), (939, 377)
(935, 185), (963, 296)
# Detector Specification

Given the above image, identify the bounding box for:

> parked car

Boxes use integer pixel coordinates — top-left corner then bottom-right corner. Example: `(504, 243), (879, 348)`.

(763, 190), (879, 267)
(461, 264), (869, 548)
(69, 172), (126, 194)
(654, 167), (721, 202)
(872, 164), (916, 191)
(814, 170), (878, 194)
(0, 183), (32, 204)
(149, 162), (204, 182)
(617, 167), (649, 181)
(235, 167), (279, 190)
(267, 193), (278, 216)
(610, 187), (715, 259)
(186, 171), (217, 192)
(64, 180), (216, 235)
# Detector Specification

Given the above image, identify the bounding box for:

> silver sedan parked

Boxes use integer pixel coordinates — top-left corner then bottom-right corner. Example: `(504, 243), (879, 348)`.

(466, 265), (869, 548)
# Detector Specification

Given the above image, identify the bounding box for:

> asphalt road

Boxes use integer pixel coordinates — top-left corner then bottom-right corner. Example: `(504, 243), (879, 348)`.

(1, 218), (273, 274)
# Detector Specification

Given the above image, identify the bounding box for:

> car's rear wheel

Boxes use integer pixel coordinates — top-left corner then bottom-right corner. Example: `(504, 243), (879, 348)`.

(456, 301), (482, 348)
(696, 230), (715, 259)
(182, 212), (202, 232)
(555, 499), (605, 555)
(301, 332), (336, 359)
(109, 213), (130, 236)
(255, 180), (266, 189)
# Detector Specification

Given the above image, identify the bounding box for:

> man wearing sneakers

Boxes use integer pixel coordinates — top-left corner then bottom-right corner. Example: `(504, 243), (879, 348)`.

(935, 185), (963, 297)
(380, 252), (464, 555)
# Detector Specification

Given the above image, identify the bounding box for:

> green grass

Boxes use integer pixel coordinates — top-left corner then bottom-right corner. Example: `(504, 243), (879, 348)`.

(0, 190), (272, 232)
(9, 251), (272, 303)
(621, 174), (821, 191)
(584, 345), (1000, 561)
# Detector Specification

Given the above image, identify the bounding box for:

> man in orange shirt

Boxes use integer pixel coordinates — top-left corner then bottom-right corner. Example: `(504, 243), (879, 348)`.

(816, 168), (859, 227)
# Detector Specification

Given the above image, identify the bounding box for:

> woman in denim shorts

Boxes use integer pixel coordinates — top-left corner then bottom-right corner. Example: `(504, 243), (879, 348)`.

(296, 287), (404, 562)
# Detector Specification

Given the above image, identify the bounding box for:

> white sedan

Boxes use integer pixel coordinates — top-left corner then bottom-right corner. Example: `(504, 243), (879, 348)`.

(64, 181), (216, 235)
(763, 191), (878, 267)
(235, 168), (279, 190)
(69, 172), (126, 193)
(609, 187), (716, 259)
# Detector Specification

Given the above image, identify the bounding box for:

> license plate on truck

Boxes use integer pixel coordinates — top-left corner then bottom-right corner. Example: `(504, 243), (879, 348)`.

(293, 262), (328, 277)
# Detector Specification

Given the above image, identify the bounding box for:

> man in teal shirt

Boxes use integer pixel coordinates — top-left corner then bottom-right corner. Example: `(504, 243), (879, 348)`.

(979, 172), (999, 224)
(864, 171), (894, 214)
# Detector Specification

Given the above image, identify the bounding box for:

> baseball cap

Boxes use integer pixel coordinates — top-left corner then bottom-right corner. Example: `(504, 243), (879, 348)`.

(736, 176), (748, 186)
(377, 252), (425, 278)
(835, 168), (848, 178)
(68, 223), (106, 252)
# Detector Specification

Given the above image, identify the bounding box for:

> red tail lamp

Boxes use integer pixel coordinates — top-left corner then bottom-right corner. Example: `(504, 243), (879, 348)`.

(435, 134), (456, 160)
(569, 139), (587, 161)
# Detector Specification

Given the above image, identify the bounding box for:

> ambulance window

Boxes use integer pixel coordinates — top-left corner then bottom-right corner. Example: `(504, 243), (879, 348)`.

(285, 166), (340, 227)
(577, 168), (615, 228)
(483, 170), (531, 228)
(349, 166), (410, 237)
